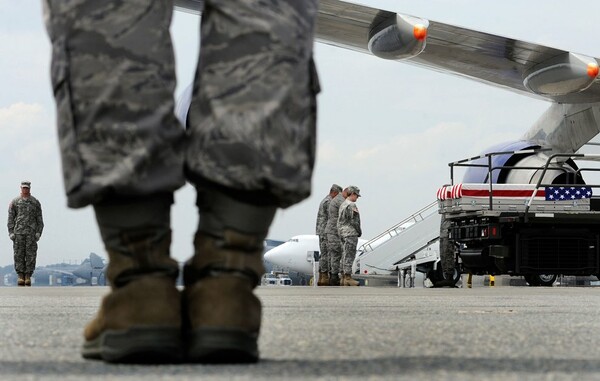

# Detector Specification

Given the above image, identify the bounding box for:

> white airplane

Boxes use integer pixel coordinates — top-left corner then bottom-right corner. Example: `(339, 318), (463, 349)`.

(264, 234), (368, 276)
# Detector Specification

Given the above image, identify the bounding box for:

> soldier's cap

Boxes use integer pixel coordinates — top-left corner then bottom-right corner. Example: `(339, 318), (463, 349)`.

(20, 181), (31, 188)
(331, 184), (343, 193)
(347, 185), (361, 197)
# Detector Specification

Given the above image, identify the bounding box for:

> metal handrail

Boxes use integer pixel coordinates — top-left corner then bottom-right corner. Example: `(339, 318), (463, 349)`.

(359, 200), (438, 253)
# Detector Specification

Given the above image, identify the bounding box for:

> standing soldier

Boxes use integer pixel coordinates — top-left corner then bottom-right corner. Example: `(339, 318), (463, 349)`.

(325, 187), (348, 286)
(315, 184), (342, 286)
(7, 181), (44, 287)
(338, 186), (361, 286)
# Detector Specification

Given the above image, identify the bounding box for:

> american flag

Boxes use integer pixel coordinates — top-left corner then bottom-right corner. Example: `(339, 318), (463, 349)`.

(545, 186), (593, 201)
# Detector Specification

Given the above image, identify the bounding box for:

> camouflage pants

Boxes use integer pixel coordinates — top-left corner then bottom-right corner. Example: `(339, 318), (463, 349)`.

(326, 233), (342, 275)
(341, 236), (358, 275)
(318, 235), (329, 273)
(43, 0), (319, 209)
(13, 234), (38, 275)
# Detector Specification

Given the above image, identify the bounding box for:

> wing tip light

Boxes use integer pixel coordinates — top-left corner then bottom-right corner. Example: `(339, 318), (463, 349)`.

(588, 62), (599, 78)
(413, 24), (427, 41)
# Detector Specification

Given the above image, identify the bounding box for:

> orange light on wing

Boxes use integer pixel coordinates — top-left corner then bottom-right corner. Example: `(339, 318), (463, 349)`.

(413, 24), (427, 41)
(588, 62), (599, 78)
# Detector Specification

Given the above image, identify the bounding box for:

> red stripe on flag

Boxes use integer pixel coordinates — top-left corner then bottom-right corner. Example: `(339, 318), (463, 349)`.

(461, 189), (545, 198)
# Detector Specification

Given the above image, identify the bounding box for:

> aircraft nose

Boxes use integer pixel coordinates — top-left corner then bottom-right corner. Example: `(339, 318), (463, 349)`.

(263, 246), (286, 267)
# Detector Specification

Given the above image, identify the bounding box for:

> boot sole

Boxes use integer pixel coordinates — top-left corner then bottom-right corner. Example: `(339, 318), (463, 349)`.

(82, 326), (182, 364)
(186, 328), (258, 364)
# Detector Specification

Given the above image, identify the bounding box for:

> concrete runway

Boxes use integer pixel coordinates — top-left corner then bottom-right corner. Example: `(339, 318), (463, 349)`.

(2, 285), (600, 380)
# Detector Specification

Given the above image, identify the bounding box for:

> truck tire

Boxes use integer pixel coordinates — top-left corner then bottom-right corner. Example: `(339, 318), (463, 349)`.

(537, 274), (557, 287)
(431, 266), (461, 288)
(524, 274), (557, 287)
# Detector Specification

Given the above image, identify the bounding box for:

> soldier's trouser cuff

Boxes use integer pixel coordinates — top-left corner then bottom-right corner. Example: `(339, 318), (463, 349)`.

(196, 189), (276, 240)
(93, 193), (174, 256)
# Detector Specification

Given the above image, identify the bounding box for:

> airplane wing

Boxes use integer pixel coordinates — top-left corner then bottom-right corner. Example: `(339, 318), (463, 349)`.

(174, 0), (600, 104)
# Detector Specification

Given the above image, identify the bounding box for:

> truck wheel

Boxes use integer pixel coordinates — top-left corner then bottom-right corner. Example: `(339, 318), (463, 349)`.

(431, 266), (461, 287)
(537, 274), (557, 287)
(524, 274), (556, 287)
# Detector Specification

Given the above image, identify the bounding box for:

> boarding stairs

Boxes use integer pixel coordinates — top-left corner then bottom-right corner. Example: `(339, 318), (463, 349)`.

(356, 201), (441, 281)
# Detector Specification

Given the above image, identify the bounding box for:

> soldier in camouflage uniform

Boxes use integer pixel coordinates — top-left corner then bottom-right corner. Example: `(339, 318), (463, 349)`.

(7, 181), (44, 287)
(337, 186), (361, 287)
(43, 0), (319, 364)
(315, 184), (342, 286)
(325, 187), (348, 286)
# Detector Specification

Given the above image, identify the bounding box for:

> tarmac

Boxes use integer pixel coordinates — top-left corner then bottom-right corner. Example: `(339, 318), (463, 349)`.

(2, 284), (600, 380)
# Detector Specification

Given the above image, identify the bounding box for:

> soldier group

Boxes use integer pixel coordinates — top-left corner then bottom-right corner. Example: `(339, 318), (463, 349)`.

(315, 184), (362, 286)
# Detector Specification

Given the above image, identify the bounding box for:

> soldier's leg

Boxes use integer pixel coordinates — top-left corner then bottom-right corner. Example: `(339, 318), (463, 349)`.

(342, 236), (358, 275)
(84, 193), (182, 363)
(341, 236), (359, 286)
(24, 235), (38, 286)
(183, 0), (318, 363)
(43, 0), (184, 208)
(43, 0), (185, 363)
(318, 236), (330, 286)
(13, 235), (26, 286)
(340, 236), (347, 274)
(183, 190), (276, 363)
(327, 234), (343, 286)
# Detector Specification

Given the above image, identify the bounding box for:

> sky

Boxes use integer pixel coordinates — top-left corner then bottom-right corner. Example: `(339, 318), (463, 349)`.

(1, 0), (599, 267)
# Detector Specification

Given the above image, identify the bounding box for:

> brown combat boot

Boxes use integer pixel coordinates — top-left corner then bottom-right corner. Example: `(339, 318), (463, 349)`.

(317, 271), (330, 286)
(183, 230), (266, 363)
(182, 188), (277, 363)
(82, 229), (182, 363)
(329, 273), (340, 286)
(82, 194), (182, 364)
(17, 274), (25, 287)
(341, 274), (359, 286)
(24, 274), (31, 286)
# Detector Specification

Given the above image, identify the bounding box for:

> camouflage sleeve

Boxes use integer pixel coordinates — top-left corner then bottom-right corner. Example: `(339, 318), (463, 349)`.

(354, 209), (362, 238)
(321, 199), (329, 227)
(316, 198), (329, 234)
(35, 199), (44, 236)
(7, 201), (15, 235)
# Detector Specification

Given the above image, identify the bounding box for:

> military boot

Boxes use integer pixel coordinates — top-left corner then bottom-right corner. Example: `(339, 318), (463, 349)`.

(17, 274), (25, 287)
(183, 189), (276, 363)
(24, 274), (32, 287)
(341, 274), (359, 286)
(317, 271), (330, 286)
(82, 194), (182, 364)
(329, 273), (340, 286)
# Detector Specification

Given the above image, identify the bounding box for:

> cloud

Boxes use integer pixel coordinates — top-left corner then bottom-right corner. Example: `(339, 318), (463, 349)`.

(0, 102), (57, 169)
(0, 102), (45, 134)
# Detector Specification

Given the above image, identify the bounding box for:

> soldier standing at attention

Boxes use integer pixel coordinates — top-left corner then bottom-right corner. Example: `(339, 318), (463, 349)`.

(7, 181), (44, 287)
(315, 184), (342, 286)
(338, 186), (361, 287)
(43, 0), (319, 365)
(325, 187), (348, 286)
